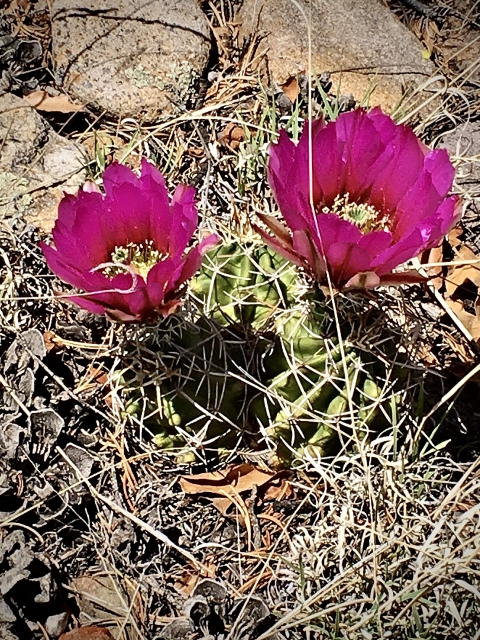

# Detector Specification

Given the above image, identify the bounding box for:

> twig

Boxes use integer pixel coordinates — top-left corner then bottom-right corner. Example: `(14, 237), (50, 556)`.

(246, 485), (262, 550)
(412, 257), (476, 344)
(56, 446), (213, 576)
(400, 0), (439, 19)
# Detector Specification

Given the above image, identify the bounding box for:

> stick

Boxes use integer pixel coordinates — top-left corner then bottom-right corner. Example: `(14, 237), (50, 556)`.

(56, 446), (213, 576)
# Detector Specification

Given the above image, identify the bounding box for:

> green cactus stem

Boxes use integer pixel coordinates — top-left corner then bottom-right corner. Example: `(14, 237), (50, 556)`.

(122, 240), (405, 465)
(190, 242), (298, 330)
(122, 314), (249, 454)
(250, 305), (400, 462)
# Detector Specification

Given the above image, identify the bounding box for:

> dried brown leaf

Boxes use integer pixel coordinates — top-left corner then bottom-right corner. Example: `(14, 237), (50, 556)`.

(180, 463), (276, 497)
(210, 496), (236, 516)
(186, 147), (204, 158)
(426, 229), (480, 343)
(24, 90), (84, 113)
(445, 244), (480, 292)
(448, 299), (480, 341)
(263, 476), (293, 501)
(218, 122), (246, 150)
(181, 465), (292, 520)
(172, 570), (201, 597)
(43, 330), (66, 353)
(71, 574), (142, 623)
(280, 75), (301, 103)
(60, 628), (114, 640)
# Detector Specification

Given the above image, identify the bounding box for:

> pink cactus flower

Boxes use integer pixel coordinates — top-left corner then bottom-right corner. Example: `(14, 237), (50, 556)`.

(254, 108), (462, 290)
(41, 160), (218, 322)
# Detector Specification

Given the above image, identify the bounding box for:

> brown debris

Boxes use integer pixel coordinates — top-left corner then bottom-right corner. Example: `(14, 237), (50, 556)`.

(425, 228), (480, 343)
(217, 122), (247, 150)
(23, 90), (84, 113)
(60, 628), (114, 640)
(179, 463), (285, 499)
(280, 74), (303, 103)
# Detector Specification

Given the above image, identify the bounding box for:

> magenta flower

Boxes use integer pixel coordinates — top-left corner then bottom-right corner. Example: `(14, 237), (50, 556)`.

(254, 108), (462, 290)
(41, 160), (219, 322)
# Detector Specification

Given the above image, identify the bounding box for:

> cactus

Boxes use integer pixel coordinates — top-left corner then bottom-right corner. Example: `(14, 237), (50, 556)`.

(190, 242), (297, 330)
(123, 314), (249, 453)
(123, 241), (402, 464)
(191, 241), (400, 462)
(249, 305), (396, 462)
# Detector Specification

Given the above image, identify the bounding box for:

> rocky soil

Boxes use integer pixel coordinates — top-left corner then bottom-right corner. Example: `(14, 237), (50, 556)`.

(2, 1), (480, 639)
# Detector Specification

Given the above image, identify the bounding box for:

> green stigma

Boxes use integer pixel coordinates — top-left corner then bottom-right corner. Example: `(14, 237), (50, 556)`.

(324, 194), (385, 233)
(104, 241), (164, 279)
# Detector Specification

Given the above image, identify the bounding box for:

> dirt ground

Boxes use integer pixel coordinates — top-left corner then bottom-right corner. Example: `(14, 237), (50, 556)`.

(2, 1), (480, 639)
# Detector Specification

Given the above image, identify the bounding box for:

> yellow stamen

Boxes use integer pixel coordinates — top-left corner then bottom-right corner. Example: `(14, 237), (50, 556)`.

(103, 240), (164, 279)
(323, 194), (386, 233)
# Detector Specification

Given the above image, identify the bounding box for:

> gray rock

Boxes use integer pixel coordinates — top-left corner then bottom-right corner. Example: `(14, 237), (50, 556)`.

(0, 95), (49, 172)
(236, 0), (435, 113)
(0, 598), (16, 624)
(51, 0), (211, 120)
(0, 93), (86, 231)
(0, 568), (29, 596)
(45, 612), (69, 638)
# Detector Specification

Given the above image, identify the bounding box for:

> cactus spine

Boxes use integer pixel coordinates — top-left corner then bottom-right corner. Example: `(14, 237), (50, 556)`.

(124, 241), (398, 464)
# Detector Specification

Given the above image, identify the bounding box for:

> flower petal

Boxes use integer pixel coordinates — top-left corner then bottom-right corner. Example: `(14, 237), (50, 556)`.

(431, 195), (463, 240)
(256, 212), (295, 245)
(41, 243), (87, 290)
(307, 118), (343, 204)
(82, 181), (102, 194)
(41, 159), (209, 321)
(69, 203), (111, 264)
(139, 159), (172, 253)
(292, 229), (326, 280)
(358, 231), (393, 259)
(147, 257), (180, 308)
(65, 295), (108, 315)
(269, 124), (323, 229)
(333, 109), (388, 200)
(392, 149), (456, 238)
(371, 228), (428, 275)
(140, 157), (167, 187)
(314, 213), (363, 247)
(176, 234), (220, 285)
(168, 184), (198, 256)
(104, 182), (152, 247)
(252, 223), (308, 271)
(326, 242), (372, 287)
(368, 125), (427, 214)
(343, 271), (381, 290)
(265, 108), (461, 290)
(102, 161), (138, 197)
(51, 222), (100, 271)
(124, 286), (150, 318)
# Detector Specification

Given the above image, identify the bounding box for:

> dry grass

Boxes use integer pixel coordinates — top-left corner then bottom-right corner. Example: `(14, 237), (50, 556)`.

(2, 1), (480, 638)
